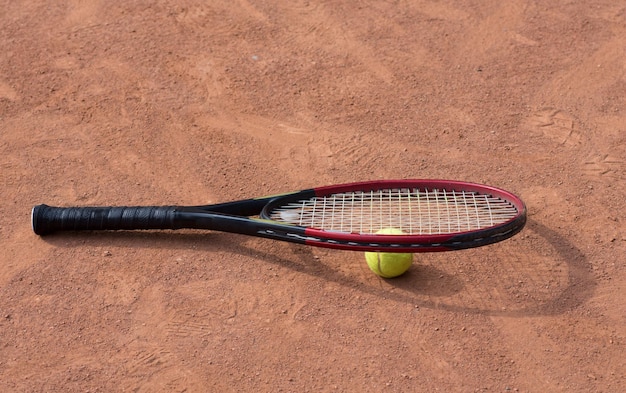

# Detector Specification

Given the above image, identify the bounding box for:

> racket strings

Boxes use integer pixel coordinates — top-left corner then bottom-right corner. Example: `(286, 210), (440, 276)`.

(270, 188), (519, 234)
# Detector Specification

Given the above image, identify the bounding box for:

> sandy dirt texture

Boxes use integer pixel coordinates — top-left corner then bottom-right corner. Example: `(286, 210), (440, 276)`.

(1, 1), (625, 392)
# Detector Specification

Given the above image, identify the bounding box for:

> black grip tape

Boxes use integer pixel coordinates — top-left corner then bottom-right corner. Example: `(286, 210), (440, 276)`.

(32, 204), (177, 235)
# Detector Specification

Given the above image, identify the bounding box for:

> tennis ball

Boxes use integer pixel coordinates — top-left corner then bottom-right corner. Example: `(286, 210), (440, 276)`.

(365, 228), (413, 278)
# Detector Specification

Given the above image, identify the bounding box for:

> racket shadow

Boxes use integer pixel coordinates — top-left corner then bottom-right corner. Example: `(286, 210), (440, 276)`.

(38, 218), (594, 317)
(228, 219), (595, 317)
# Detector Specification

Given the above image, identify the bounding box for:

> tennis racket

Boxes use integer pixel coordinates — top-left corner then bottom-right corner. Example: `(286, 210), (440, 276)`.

(32, 180), (526, 252)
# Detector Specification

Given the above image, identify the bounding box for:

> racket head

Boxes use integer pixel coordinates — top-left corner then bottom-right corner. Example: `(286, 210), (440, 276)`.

(260, 180), (526, 252)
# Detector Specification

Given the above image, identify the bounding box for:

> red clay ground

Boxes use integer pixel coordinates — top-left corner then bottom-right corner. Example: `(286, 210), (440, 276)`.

(1, 1), (625, 392)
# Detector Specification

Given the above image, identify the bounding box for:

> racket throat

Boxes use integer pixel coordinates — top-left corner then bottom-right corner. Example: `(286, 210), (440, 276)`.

(179, 212), (307, 242)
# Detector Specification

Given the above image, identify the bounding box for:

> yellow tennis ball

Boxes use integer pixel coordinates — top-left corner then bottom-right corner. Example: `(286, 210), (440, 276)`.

(365, 228), (413, 278)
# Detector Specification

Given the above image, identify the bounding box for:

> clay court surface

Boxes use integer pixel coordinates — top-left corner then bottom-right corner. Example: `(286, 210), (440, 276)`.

(1, 1), (625, 391)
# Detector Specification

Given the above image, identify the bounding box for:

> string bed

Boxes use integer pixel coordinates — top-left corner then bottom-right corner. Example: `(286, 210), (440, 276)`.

(268, 188), (519, 234)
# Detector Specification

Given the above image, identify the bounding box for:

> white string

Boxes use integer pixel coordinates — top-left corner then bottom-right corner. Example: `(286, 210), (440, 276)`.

(424, 189), (430, 233)
(370, 190), (374, 233)
(462, 190), (471, 231)
(443, 190), (452, 233)
(454, 192), (461, 231)
(472, 191), (480, 229)
(485, 193), (494, 227)
(416, 188), (422, 234)
(320, 196), (326, 229)
(379, 190), (383, 232)
(407, 189), (413, 234)
(360, 192), (364, 234)
(397, 188), (402, 232)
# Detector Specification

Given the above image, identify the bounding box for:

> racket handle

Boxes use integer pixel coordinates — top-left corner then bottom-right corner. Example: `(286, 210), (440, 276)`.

(32, 204), (178, 235)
